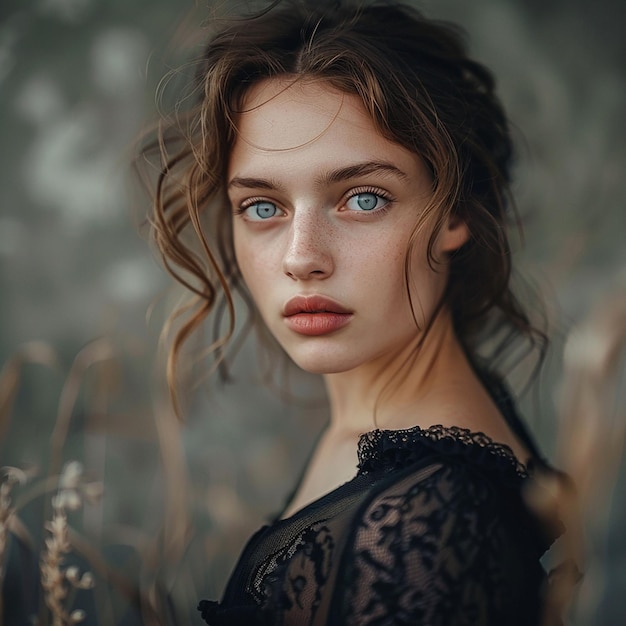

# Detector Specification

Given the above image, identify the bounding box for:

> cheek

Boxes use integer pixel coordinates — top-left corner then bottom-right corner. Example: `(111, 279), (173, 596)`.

(406, 246), (449, 318)
(233, 230), (277, 302)
(368, 236), (411, 289)
(345, 238), (412, 318)
(233, 230), (257, 289)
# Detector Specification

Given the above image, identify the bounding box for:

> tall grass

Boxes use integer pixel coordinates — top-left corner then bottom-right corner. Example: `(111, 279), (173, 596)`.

(0, 338), (192, 625)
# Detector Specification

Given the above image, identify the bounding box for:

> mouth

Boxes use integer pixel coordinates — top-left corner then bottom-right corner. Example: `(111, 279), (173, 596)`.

(283, 295), (353, 336)
(283, 294), (352, 317)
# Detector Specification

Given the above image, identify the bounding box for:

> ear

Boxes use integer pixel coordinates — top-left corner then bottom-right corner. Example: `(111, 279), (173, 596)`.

(438, 215), (470, 253)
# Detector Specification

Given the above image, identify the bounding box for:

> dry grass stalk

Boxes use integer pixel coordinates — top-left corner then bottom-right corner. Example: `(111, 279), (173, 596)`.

(0, 468), (27, 578)
(0, 341), (60, 451)
(50, 339), (117, 479)
(2, 336), (192, 624)
(40, 462), (100, 626)
(153, 401), (191, 565)
(66, 528), (164, 625)
(0, 466), (32, 626)
(534, 286), (626, 624)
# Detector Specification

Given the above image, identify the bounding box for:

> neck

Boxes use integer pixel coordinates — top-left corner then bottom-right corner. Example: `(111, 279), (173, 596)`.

(323, 310), (471, 435)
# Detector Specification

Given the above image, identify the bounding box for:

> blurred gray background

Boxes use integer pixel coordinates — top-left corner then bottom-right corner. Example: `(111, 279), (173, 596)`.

(0, 0), (624, 624)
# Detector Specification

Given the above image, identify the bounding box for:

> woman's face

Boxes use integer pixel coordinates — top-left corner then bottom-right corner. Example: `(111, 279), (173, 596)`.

(228, 78), (467, 376)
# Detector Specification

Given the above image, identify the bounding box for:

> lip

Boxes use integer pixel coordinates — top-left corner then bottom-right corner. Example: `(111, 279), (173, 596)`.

(283, 295), (353, 337)
(283, 295), (352, 317)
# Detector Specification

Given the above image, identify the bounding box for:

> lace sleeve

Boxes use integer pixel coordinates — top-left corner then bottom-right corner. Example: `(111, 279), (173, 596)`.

(331, 461), (545, 626)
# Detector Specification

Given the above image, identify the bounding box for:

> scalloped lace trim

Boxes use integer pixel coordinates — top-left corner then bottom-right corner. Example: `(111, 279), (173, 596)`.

(357, 424), (529, 478)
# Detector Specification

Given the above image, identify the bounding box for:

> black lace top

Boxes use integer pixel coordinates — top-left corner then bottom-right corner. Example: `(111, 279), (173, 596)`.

(199, 393), (561, 626)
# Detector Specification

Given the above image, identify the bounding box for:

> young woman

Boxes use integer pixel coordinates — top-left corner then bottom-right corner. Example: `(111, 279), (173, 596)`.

(146, 1), (563, 623)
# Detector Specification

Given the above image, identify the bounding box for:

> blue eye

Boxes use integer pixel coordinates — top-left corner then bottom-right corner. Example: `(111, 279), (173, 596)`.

(345, 192), (388, 212)
(245, 201), (278, 220)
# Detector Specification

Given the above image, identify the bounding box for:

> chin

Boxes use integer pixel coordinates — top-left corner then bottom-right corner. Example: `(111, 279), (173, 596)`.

(294, 362), (348, 376)
(285, 349), (362, 376)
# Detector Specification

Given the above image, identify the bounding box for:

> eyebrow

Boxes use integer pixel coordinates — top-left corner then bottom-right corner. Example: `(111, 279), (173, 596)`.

(228, 176), (286, 192)
(315, 161), (409, 186)
(228, 160), (409, 192)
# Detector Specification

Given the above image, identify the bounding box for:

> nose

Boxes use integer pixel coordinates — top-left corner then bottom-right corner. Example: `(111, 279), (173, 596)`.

(282, 210), (334, 281)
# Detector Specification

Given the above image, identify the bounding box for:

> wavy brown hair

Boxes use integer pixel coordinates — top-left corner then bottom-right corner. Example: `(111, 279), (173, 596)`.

(139, 0), (546, 409)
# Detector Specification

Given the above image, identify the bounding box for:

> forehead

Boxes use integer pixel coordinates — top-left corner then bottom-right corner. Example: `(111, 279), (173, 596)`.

(234, 78), (372, 149)
(229, 78), (422, 178)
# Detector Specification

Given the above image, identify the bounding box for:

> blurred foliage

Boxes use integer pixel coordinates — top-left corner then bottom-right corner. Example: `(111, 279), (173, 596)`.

(0, 0), (625, 624)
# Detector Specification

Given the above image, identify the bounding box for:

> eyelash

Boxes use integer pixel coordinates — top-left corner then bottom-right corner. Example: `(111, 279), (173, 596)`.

(234, 197), (274, 215)
(233, 187), (396, 218)
(342, 186), (394, 215)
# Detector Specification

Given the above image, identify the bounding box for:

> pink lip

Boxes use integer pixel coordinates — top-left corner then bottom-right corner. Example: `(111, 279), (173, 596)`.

(283, 295), (352, 317)
(283, 295), (353, 336)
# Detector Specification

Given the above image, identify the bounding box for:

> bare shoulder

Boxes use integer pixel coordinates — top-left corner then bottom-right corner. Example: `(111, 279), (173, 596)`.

(390, 374), (532, 467)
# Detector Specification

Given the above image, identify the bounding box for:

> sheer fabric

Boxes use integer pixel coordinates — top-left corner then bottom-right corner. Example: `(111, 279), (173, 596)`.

(199, 392), (561, 625)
